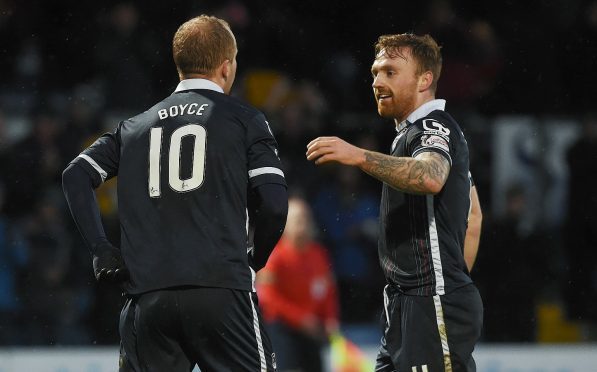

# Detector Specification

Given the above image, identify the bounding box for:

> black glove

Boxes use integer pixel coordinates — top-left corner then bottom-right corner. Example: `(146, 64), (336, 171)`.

(92, 244), (129, 282)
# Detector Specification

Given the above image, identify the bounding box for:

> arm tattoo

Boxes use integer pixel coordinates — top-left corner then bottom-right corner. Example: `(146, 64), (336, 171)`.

(361, 151), (451, 194)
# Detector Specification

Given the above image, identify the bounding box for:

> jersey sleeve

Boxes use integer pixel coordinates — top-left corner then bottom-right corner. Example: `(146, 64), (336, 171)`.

(406, 118), (453, 165)
(246, 113), (287, 188)
(70, 125), (121, 188)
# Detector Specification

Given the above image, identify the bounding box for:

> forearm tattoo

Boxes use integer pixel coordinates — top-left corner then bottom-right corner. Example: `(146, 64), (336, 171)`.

(361, 151), (450, 194)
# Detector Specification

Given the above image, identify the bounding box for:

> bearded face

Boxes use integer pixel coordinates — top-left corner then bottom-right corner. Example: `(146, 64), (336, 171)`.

(371, 48), (421, 123)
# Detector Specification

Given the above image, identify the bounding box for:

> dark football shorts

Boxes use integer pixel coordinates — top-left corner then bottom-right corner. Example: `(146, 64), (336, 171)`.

(375, 283), (483, 372)
(118, 286), (276, 372)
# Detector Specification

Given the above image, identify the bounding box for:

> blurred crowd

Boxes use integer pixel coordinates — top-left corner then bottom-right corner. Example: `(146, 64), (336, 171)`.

(0, 0), (596, 346)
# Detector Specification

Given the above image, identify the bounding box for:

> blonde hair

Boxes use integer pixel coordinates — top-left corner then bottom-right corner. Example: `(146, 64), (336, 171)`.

(172, 15), (237, 77)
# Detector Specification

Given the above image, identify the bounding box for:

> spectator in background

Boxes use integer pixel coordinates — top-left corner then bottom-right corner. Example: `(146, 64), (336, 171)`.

(416, 0), (504, 113)
(94, 2), (159, 112)
(21, 191), (91, 345)
(61, 86), (104, 162)
(274, 80), (331, 197)
(3, 109), (65, 218)
(563, 113), (597, 322)
(311, 163), (382, 322)
(240, 70), (329, 196)
(257, 196), (339, 372)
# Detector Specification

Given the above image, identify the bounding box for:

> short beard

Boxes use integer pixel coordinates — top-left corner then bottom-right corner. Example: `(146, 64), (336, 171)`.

(394, 86), (417, 122)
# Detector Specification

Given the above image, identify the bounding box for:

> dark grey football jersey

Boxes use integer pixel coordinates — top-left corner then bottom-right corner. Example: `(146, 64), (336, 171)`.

(71, 79), (286, 294)
(379, 100), (472, 296)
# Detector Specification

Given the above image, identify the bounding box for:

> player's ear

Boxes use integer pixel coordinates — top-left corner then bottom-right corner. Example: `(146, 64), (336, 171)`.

(221, 59), (232, 81)
(418, 71), (433, 92)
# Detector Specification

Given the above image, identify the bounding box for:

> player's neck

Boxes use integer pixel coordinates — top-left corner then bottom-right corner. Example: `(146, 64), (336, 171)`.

(394, 94), (436, 126)
(417, 94), (435, 109)
(411, 92), (436, 117)
(180, 72), (210, 80)
(180, 73), (223, 88)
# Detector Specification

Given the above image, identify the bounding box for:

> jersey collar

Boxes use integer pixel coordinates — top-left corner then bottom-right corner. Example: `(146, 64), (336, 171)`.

(174, 79), (224, 94)
(395, 99), (446, 131)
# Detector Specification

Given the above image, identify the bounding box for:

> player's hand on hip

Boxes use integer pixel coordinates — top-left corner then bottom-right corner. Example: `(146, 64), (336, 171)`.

(306, 136), (365, 166)
(92, 244), (129, 283)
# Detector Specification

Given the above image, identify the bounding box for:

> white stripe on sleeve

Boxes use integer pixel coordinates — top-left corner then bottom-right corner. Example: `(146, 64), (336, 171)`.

(248, 167), (285, 179)
(78, 154), (107, 183)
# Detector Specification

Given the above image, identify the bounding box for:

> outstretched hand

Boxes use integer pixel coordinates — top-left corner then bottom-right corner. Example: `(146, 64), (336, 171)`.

(93, 245), (129, 282)
(306, 136), (365, 166)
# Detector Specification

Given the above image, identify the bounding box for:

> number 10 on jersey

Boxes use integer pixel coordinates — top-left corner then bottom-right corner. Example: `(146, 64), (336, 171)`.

(148, 124), (207, 197)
